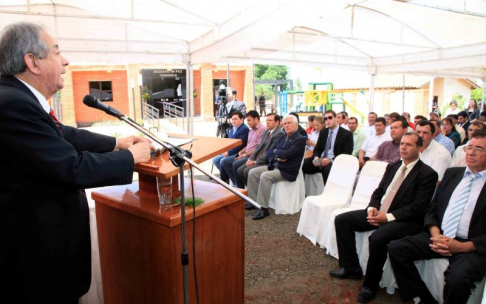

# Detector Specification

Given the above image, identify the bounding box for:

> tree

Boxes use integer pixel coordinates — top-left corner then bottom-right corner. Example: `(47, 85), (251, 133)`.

(254, 64), (289, 99)
(295, 77), (303, 91)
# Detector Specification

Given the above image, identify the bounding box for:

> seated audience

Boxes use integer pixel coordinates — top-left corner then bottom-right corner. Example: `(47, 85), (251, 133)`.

(329, 133), (438, 303)
(467, 99), (480, 121)
(457, 111), (471, 143)
(444, 100), (460, 116)
(429, 112), (440, 121)
(385, 112), (400, 134)
(212, 111), (249, 181)
(220, 110), (266, 186)
(306, 116), (324, 152)
(447, 114), (466, 144)
(452, 121), (486, 167)
(443, 117), (462, 148)
(247, 115), (305, 220)
(306, 115), (316, 134)
(358, 117), (391, 167)
(236, 114), (284, 191)
(431, 119), (455, 156)
(481, 110), (486, 120)
(389, 130), (486, 304)
(402, 112), (415, 130)
(363, 112), (378, 136)
(302, 110), (353, 184)
(348, 117), (367, 157)
(289, 112), (308, 136)
(337, 112), (349, 130)
(370, 118), (408, 164)
(416, 120), (451, 181)
(414, 115), (428, 126)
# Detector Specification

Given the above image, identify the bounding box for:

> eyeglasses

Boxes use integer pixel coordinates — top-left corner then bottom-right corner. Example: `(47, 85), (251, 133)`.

(323, 116), (334, 121)
(464, 145), (486, 154)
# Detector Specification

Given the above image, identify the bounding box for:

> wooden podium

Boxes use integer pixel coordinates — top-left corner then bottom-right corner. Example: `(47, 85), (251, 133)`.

(92, 135), (246, 304)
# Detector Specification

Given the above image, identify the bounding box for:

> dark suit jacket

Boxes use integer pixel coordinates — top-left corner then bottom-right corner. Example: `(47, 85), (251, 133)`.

(219, 100), (247, 118)
(459, 120), (471, 142)
(313, 126), (353, 160)
(267, 131), (306, 182)
(0, 75), (134, 303)
(227, 123), (250, 155)
(249, 126), (285, 165)
(424, 167), (486, 254)
(367, 159), (438, 223)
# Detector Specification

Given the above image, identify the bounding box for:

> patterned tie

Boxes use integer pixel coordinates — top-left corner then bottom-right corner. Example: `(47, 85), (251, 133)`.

(49, 108), (62, 134)
(321, 130), (333, 158)
(379, 165), (407, 213)
(443, 172), (481, 238)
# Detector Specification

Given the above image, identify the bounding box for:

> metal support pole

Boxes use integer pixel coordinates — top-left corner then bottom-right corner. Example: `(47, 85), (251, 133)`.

(132, 87), (136, 120)
(481, 77), (485, 112)
(186, 60), (193, 135)
(402, 75), (406, 113)
(227, 63), (230, 87)
(428, 77), (434, 114)
(252, 64), (255, 110)
(369, 74), (375, 112)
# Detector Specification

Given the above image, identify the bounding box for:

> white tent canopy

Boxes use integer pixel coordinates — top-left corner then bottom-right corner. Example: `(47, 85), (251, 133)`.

(2, 0), (486, 79)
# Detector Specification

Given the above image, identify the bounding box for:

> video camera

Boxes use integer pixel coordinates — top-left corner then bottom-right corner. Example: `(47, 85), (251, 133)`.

(217, 84), (231, 104)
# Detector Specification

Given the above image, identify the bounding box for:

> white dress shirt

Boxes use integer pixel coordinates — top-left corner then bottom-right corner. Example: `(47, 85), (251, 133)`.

(16, 77), (50, 113)
(419, 140), (451, 181)
(360, 132), (391, 158)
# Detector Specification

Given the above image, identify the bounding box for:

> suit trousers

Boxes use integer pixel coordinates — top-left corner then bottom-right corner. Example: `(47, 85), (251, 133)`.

(212, 154), (228, 180)
(237, 163), (264, 187)
(247, 166), (286, 208)
(388, 231), (486, 304)
(334, 209), (422, 289)
(302, 158), (332, 184)
(221, 155), (248, 187)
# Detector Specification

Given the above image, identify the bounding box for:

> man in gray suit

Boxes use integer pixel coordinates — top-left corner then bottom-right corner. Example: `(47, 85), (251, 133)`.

(237, 113), (284, 199)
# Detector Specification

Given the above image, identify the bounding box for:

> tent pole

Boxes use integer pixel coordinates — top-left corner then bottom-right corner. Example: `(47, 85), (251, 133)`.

(252, 64), (255, 110)
(227, 63), (230, 87)
(369, 74), (375, 112)
(186, 61), (193, 135)
(482, 77), (485, 112)
(402, 75), (405, 113)
(428, 77), (434, 114)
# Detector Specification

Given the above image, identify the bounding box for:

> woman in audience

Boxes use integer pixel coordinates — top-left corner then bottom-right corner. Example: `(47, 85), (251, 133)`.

(444, 100), (460, 116)
(305, 116), (324, 156)
(466, 99), (480, 120)
(441, 117), (461, 148)
(402, 112), (415, 130)
(306, 115), (316, 134)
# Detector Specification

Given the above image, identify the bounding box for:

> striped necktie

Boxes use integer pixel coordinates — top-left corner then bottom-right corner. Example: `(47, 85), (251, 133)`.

(443, 172), (481, 238)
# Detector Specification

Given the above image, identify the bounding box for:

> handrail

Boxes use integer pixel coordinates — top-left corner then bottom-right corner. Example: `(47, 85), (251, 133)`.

(162, 102), (185, 132)
(142, 101), (160, 132)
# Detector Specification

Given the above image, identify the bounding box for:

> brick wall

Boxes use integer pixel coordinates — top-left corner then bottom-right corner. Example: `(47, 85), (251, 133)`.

(72, 70), (129, 125)
(193, 69), (201, 116)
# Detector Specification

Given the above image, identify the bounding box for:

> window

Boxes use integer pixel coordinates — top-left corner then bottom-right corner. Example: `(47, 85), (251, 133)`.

(89, 81), (113, 102)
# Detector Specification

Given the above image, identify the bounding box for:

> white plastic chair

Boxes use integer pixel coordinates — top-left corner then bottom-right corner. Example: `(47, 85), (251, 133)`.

(268, 156), (306, 215)
(304, 173), (325, 197)
(323, 161), (388, 257)
(296, 155), (359, 245)
(382, 258), (486, 303)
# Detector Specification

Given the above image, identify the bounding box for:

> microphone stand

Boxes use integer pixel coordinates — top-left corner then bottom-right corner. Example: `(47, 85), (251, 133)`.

(115, 114), (261, 304)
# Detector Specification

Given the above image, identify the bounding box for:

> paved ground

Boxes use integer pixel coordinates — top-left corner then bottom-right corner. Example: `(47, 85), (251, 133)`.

(86, 118), (407, 303)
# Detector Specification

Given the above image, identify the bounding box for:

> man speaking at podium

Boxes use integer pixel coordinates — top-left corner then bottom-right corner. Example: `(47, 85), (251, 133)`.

(0, 22), (153, 304)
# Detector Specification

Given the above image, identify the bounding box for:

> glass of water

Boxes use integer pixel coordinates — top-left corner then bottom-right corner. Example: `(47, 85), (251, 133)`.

(156, 177), (172, 205)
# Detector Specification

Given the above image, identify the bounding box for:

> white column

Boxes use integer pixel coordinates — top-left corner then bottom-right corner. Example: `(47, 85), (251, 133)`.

(428, 77), (434, 114)
(186, 61), (193, 135)
(369, 74), (375, 112)
(402, 75), (406, 113)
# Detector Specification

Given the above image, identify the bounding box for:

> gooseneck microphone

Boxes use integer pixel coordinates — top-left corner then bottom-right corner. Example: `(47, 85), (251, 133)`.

(83, 95), (123, 118)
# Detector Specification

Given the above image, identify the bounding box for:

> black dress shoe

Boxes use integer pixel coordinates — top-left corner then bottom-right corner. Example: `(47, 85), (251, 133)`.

(329, 267), (363, 280)
(245, 202), (256, 210)
(357, 287), (377, 303)
(252, 208), (270, 220)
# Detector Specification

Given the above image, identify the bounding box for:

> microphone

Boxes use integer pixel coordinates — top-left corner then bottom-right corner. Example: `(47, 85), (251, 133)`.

(83, 95), (124, 118)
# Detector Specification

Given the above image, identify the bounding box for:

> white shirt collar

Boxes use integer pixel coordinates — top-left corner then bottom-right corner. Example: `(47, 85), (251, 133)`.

(15, 77), (50, 114)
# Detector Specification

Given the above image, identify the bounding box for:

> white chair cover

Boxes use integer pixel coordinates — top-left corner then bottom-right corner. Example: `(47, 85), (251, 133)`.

(304, 173), (324, 197)
(268, 156), (306, 215)
(296, 155), (359, 245)
(323, 161), (388, 257)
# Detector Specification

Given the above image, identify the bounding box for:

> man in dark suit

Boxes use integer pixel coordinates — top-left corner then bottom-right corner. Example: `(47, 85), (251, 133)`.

(212, 111), (249, 182)
(247, 115), (306, 220)
(236, 113), (284, 191)
(457, 110), (471, 143)
(329, 133), (438, 303)
(388, 130), (486, 304)
(0, 22), (153, 304)
(302, 109), (353, 184)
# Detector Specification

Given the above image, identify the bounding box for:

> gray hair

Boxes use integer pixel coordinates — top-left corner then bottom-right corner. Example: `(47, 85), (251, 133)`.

(0, 22), (49, 76)
(283, 114), (298, 124)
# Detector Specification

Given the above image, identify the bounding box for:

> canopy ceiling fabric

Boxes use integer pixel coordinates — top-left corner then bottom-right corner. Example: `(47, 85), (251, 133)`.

(2, 0), (486, 78)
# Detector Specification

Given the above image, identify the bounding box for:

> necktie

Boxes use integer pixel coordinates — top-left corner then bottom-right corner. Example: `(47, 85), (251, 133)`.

(321, 130), (333, 158)
(256, 132), (271, 160)
(443, 172), (481, 238)
(49, 108), (62, 134)
(380, 165), (407, 213)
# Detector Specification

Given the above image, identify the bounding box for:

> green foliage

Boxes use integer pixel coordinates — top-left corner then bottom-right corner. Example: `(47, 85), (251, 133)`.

(173, 197), (204, 207)
(295, 77), (303, 91)
(441, 93), (467, 116)
(471, 88), (484, 102)
(254, 64), (289, 99)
